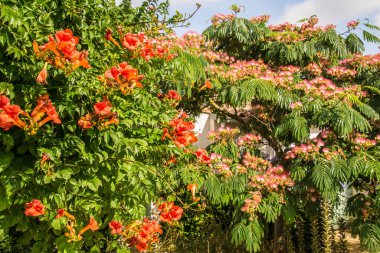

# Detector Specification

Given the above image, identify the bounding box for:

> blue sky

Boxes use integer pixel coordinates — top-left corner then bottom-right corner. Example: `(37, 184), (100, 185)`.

(128, 0), (380, 54)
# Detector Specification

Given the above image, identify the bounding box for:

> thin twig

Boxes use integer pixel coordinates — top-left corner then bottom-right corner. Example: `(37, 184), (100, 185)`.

(126, 3), (201, 27)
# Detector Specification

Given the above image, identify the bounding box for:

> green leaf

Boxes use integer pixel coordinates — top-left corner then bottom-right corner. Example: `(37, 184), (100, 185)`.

(0, 151), (13, 173)
(32, 241), (44, 253)
(363, 30), (380, 44)
(363, 23), (380, 31)
(16, 220), (28, 232)
(51, 218), (67, 231)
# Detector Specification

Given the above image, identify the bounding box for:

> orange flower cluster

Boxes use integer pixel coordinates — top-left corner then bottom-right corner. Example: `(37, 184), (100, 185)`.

(99, 62), (144, 94)
(195, 148), (211, 164)
(158, 202), (183, 223)
(158, 90), (182, 107)
(162, 113), (197, 148)
(105, 30), (174, 61)
(109, 220), (123, 235)
(121, 32), (146, 51)
(165, 90), (181, 101)
(124, 218), (163, 252)
(78, 97), (118, 130)
(24, 201), (179, 251)
(0, 95), (27, 131)
(0, 94), (61, 134)
(33, 29), (91, 83)
(24, 199), (45, 217)
(31, 95), (62, 128)
(55, 209), (98, 242)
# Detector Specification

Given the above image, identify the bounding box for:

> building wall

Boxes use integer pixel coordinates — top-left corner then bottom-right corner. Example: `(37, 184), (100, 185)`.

(194, 113), (222, 148)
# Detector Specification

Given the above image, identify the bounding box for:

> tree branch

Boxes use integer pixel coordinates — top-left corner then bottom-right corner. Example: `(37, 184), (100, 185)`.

(208, 98), (284, 158)
(208, 98), (247, 126)
(126, 3), (201, 28)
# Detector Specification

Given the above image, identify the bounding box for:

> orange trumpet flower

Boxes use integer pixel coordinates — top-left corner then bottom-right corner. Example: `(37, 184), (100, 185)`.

(78, 113), (93, 129)
(24, 199), (45, 217)
(0, 105), (27, 130)
(79, 217), (99, 235)
(200, 80), (212, 90)
(187, 183), (200, 202)
(36, 63), (48, 84)
(55, 208), (76, 220)
(103, 115), (119, 127)
(105, 29), (121, 47)
(31, 95), (50, 121)
(37, 102), (61, 127)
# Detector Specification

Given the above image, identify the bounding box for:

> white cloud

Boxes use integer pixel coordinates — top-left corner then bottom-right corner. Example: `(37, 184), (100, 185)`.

(275, 0), (380, 25)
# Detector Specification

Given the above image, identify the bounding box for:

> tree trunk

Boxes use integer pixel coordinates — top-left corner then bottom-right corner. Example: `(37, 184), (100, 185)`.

(274, 215), (285, 252)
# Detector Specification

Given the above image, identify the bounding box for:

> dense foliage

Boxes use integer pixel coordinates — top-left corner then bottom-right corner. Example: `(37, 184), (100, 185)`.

(0, 0), (202, 252)
(1, 0), (380, 252)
